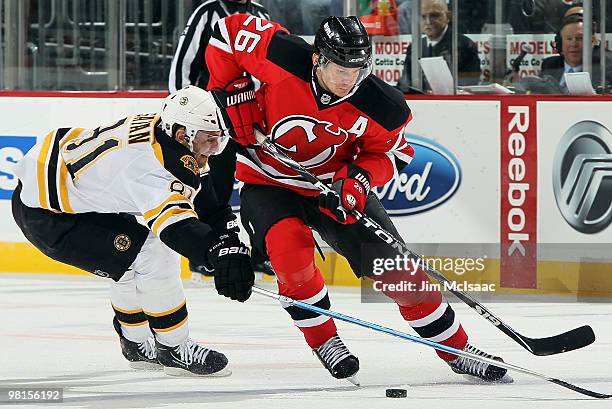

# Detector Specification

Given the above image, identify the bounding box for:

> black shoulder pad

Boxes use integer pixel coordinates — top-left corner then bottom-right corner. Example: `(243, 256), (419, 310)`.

(350, 76), (411, 131)
(266, 31), (313, 81)
(154, 128), (200, 190)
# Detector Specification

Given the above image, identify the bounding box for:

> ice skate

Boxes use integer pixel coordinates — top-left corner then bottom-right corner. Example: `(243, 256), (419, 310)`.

(113, 317), (162, 370)
(448, 343), (512, 383)
(155, 338), (231, 377)
(314, 335), (360, 386)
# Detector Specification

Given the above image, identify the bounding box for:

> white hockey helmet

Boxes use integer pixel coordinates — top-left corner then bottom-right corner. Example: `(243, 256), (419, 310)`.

(160, 85), (228, 155)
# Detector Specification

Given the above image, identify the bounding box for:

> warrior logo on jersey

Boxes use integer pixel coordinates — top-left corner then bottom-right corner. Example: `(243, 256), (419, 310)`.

(270, 115), (349, 168)
(180, 154), (199, 175)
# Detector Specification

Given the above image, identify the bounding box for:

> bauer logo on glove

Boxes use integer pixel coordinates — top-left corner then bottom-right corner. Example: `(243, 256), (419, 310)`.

(218, 246), (250, 257)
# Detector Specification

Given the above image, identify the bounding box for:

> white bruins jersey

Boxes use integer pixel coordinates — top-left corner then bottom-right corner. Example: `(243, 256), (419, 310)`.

(15, 113), (203, 237)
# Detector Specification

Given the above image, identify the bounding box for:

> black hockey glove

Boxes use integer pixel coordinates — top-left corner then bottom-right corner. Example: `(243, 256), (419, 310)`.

(207, 232), (254, 302)
(204, 205), (241, 236)
(190, 205), (241, 275)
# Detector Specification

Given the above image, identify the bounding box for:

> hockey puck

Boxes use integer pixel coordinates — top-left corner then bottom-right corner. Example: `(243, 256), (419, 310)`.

(385, 388), (407, 398)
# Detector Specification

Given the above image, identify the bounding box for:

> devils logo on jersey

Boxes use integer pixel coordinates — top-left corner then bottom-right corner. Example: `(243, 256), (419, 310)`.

(270, 115), (349, 168)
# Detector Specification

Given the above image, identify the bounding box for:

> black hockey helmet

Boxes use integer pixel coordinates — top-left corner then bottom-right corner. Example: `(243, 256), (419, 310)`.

(314, 16), (372, 69)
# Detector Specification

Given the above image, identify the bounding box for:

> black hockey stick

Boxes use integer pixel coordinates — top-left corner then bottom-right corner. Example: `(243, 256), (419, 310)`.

(254, 131), (595, 356)
(253, 286), (610, 399)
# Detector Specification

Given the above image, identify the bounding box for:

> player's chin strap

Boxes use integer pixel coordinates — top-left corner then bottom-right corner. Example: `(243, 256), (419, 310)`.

(251, 286), (611, 399)
(253, 129), (596, 357)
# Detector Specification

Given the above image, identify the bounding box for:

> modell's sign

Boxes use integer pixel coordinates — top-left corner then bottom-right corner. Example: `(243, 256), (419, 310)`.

(374, 134), (461, 216)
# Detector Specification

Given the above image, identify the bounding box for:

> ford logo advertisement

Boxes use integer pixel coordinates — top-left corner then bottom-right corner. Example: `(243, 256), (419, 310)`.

(229, 134), (461, 216)
(373, 134), (461, 216)
(0, 136), (37, 200)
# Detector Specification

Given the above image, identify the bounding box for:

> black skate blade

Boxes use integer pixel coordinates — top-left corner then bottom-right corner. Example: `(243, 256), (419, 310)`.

(524, 325), (595, 356)
(460, 373), (514, 385)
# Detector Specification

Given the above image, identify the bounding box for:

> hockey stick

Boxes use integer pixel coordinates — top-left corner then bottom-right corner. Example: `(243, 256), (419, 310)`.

(254, 131), (595, 356)
(252, 286), (610, 399)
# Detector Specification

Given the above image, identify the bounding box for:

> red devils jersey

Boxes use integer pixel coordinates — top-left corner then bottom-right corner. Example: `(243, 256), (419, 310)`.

(206, 14), (414, 196)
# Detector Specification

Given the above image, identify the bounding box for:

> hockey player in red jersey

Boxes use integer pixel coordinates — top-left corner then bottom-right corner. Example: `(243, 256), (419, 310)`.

(206, 14), (508, 383)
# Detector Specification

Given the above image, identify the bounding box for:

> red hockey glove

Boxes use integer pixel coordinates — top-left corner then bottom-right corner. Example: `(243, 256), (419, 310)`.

(319, 164), (371, 224)
(211, 77), (265, 146)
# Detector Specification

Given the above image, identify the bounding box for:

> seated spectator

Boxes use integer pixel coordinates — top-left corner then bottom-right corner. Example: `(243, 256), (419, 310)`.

(396, 0), (480, 93)
(541, 13), (612, 92)
(398, 0), (486, 34)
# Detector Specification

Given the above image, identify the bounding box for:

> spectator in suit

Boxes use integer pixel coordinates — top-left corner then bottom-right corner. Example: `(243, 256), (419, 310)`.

(398, 0), (486, 34)
(396, 0), (480, 93)
(541, 13), (612, 92)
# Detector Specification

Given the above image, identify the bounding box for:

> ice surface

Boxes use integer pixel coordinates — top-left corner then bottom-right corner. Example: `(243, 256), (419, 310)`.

(1, 273), (611, 409)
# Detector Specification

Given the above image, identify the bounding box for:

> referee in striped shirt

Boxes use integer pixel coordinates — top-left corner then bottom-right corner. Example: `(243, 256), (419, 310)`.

(169, 0), (269, 92)
(170, 0), (274, 281)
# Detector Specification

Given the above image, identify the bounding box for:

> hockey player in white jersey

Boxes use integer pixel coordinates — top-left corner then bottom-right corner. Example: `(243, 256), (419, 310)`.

(11, 86), (255, 377)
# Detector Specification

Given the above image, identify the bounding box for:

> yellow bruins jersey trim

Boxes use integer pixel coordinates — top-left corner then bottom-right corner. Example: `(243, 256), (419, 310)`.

(153, 316), (188, 332)
(150, 115), (165, 167)
(144, 300), (186, 317)
(151, 138), (164, 167)
(36, 131), (55, 210)
(37, 128), (75, 213)
(151, 207), (197, 236)
(58, 161), (73, 213)
(112, 304), (144, 314)
(118, 320), (148, 327)
(143, 193), (191, 221)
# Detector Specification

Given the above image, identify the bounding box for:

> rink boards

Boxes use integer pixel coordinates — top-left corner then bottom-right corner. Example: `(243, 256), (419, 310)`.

(1, 93), (611, 296)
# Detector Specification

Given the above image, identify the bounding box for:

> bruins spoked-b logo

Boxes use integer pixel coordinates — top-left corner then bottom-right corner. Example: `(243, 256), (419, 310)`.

(114, 234), (132, 251)
(553, 121), (612, 233)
